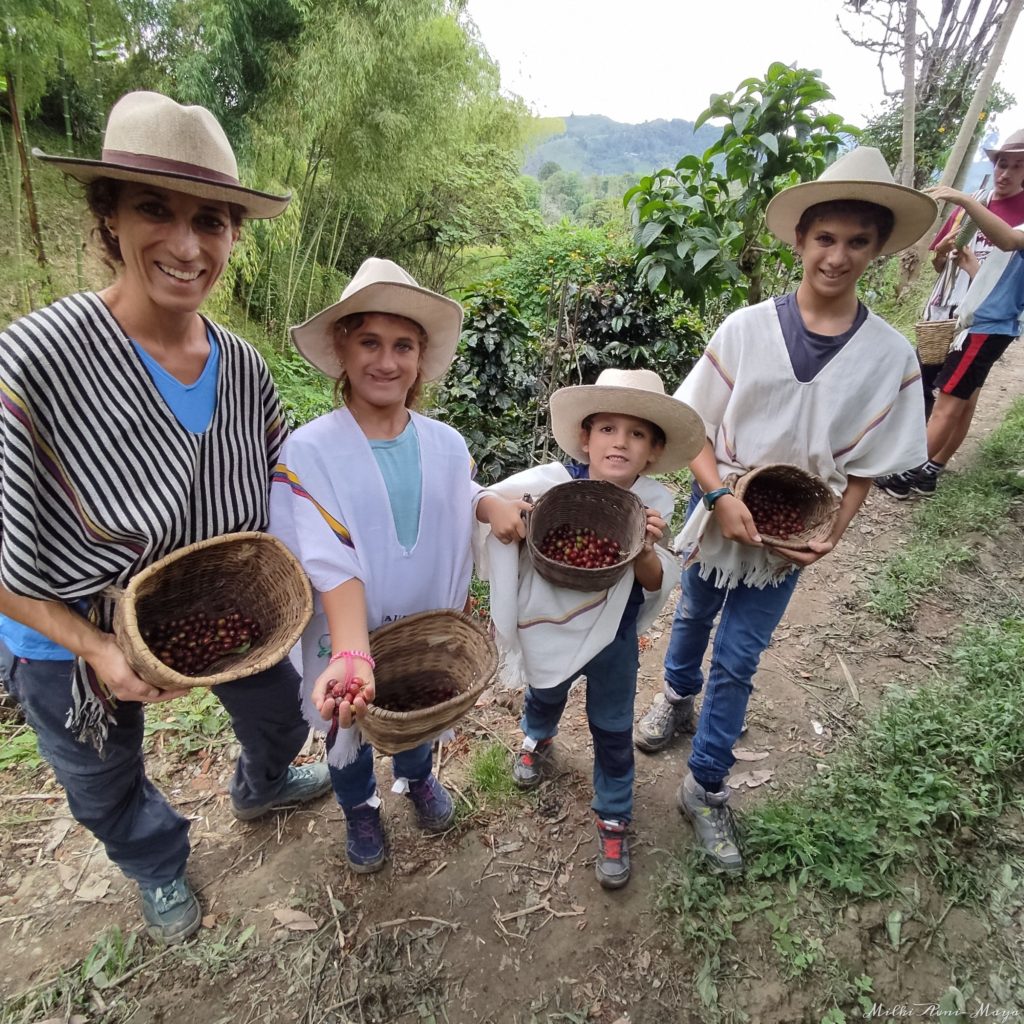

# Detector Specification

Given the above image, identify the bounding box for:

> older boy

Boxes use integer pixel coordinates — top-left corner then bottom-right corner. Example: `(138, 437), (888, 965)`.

(478, 369), (703, 889)
(633, 148), (937, 872)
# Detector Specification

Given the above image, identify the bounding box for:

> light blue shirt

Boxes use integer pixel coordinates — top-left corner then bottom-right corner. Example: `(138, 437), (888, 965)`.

(369, 419), (423, 551)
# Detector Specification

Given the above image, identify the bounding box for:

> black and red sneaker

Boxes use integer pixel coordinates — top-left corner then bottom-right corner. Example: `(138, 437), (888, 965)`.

(512, 738), (553, 789)
(595, 817), (631, 889)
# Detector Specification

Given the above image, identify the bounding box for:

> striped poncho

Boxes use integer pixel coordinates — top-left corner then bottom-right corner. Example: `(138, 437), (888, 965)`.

(0, 292), (287, 750)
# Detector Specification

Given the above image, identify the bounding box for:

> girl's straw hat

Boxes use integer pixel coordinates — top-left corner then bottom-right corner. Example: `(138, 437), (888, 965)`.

(291, 258), (464, 382)
(983, 128), (1024, 162)
(33, 91), (289, 219)
(765, 146), (937, 256)
(550, 368), (706, 474)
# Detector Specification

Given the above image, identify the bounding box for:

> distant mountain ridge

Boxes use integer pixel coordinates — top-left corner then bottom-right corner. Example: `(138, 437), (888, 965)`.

(524, 114), (721, 177)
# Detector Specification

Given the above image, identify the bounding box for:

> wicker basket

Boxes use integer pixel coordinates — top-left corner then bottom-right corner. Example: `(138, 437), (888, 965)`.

(525, 479), (647, 592)
(915, 319), (957, 366)
(360, 610), (498, 755)
(732, 464), (837, 551)
(111, 532), (313, 690)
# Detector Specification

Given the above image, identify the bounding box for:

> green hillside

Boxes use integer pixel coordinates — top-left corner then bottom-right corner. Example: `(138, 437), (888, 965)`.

(524, 114), (720, 176)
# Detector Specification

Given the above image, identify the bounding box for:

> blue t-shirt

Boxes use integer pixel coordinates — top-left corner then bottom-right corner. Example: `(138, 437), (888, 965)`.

(774, 293), (868, 383)
(566, 462), (644, 630)
(968, 249), (1024, 336)
(0, 330), (221, 660)
(369, 419), (423, 551)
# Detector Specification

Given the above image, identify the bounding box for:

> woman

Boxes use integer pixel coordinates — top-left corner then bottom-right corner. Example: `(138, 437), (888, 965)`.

(0, 91), (329, 944)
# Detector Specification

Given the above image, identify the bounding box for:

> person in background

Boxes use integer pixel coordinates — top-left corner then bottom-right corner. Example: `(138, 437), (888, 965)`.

(0, 92), (330, 944)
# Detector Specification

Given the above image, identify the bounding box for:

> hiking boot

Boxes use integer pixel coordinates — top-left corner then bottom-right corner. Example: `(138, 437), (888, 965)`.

(344, 799), (387, 873)
(232, 761), (332, 821)
(677, 772), (743, 873)
(874, 472), (912, 499)
(595, 817), (630, 890)
(634, 693), (695, 753)
(512, 738), (553, 789)
(908, 468), (937, 496)
(406, 774), (456, 832)
(139, 874), (202, 944)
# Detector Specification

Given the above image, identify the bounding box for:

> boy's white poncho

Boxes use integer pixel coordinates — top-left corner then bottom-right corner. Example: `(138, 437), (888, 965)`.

(270, 407), (477, 768)
(475, 463), (677, 690)
(674, 299), (927, 589)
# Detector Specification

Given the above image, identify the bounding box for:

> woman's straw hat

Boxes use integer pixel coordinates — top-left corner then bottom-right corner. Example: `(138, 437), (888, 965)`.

(291, 258), (464, 383)
(550, 368), (706, 474)
(765, 146), (937, 255)
(33, 91), (289, 219)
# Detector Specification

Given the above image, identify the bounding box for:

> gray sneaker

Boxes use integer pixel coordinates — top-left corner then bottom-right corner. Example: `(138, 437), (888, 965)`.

(139, 874), (202, 944)
(232, 762), (331, 821)
(634, 693), (695, 752)
(677, 772), (743, 873)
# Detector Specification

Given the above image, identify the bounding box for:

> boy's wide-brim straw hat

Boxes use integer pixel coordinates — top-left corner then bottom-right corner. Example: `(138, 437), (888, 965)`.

(984, 128), (1024, 162)
(765, 146), (937, 256)
(550, 368), (706, 475)
(33, 91), (289, 220)
(291, 258), (464, 382)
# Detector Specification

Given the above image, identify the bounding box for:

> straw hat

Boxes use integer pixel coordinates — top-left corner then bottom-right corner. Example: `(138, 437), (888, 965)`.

(550, 369), (706, 475)
(33, 91), (289, 219)
(765, 146), (937, 256)
(291, 258), (464, 382)
(984, 128), (1024, 162)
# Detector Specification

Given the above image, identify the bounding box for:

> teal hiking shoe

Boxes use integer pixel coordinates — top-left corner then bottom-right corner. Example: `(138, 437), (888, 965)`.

(232, 762), (331, 821)
(139, 874), (202, 944)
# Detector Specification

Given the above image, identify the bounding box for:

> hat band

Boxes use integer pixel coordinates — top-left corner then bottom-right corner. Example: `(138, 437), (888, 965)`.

(101, 149), (241, 186)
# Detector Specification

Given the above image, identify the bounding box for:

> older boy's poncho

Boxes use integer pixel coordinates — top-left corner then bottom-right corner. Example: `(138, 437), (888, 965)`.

(269, 407), (477, 768)
(676, 298), (927, 589)
(475, 463), (677, 690)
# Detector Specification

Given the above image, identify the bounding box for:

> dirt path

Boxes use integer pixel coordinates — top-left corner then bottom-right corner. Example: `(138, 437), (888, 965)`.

(2, 347), (1023, 1023)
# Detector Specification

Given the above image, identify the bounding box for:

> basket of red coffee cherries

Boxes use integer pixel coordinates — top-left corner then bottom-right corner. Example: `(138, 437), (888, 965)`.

(525, 479), (647, 591)
(353, 609), (498, 755)
(111, 532), (313, 689)
(732, 464), (837, 551)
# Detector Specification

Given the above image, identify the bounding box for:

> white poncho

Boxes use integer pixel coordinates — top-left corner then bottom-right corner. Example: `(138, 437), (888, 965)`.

(676, 298), (927, 589)
(475, 463), (678, 690)
(269, 407), (477, 766)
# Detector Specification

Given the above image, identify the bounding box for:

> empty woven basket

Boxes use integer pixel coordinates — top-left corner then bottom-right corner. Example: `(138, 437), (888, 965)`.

(915, 319), (957, 366)
(525, 479), (647, 591)
(111, 531), (313, 689)
(360, 609), (497, 755)
(732, 464), (837, 551)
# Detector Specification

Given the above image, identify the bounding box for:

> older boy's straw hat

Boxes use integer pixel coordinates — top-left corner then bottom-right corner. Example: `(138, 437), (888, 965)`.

(983, 128), (1024, 162)
(550, 368), (706, 475)
(765, 146), (937, 256)
(33, 91), (289, 219)
(291, 258), (464, 382)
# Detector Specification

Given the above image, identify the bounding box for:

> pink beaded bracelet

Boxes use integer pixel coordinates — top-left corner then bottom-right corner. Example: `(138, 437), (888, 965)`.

(329, 649), (376, 670)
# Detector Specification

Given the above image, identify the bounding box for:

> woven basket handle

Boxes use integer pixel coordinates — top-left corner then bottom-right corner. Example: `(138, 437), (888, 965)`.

(101, 584), (126, 604)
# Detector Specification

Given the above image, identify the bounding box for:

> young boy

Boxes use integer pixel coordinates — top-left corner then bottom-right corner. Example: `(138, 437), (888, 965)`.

(633, 147), (937, 872)
(878, 174), (1024, 497)
(478, 369), (703, 889)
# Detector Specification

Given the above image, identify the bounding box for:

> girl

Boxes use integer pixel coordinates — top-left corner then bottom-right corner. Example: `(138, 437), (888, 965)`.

(270, 257), (488, 872)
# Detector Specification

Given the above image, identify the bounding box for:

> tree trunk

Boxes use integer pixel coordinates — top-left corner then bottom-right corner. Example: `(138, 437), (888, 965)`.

(897, 0), (917, 187)
(900, 0), (1023, 289)
(6, 69), (48, 269)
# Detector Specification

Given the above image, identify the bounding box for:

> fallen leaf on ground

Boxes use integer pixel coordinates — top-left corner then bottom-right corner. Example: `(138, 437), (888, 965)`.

(733, 748), (770, 762)
(57, 863), (79, 892)
(75, 877), (110, 902)
(44, 818), (74, 855)
(811, 719), (824, 735)
(274, 908), (319, 931)
(202, 914), (217, 929)
(727, 769), (775, 789)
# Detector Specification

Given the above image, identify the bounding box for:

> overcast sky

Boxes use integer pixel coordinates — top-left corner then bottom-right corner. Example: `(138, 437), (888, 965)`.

(464, 0), (1024, 156)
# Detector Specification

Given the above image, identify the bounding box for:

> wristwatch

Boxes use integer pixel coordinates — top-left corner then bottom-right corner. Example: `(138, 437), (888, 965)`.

(702, 486), (733, 511)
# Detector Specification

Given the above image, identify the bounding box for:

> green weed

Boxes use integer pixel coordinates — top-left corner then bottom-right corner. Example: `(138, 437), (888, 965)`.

(0, 721), (42, 771)
(144, 688), (231, 754)
(466, 741), (520, 808)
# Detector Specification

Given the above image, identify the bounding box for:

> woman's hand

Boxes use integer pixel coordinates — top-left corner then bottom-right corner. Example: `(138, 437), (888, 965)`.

(313, 660), (375, 729)
(765, 538), (834, 567)
(90, 635), (188, 703)
(713, 494), (762, 546)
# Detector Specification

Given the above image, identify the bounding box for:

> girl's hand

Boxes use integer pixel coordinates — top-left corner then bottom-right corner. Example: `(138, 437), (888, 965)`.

(713, 494), (762, 546)
(643, 507), (666, 550)
(91, 635), (189, 703)
(766, 538), (834, 567)
(313, 661), (375, 727)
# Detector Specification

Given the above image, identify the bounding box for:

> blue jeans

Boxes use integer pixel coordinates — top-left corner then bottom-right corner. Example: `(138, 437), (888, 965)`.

(1, 643), (309, 887)
(329, 741), (434, 812)
(521, 621), (638, 822)
(664, 555), (799, 787)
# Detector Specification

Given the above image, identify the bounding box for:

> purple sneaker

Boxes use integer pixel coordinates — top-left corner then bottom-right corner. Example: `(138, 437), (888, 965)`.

(406, 774), (456, 832)
(344, 800), (386, 873)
